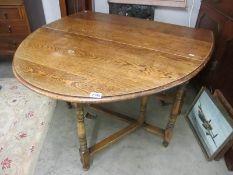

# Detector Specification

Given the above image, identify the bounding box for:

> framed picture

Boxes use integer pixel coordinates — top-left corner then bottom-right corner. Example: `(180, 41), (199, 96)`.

(186, 87), (233, 160)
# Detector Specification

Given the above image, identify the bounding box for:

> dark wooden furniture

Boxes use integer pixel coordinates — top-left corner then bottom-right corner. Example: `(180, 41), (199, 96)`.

(213, 89), (233, 161)
(195, 0), (233, 170)
(225, 148), (233, 171)
(0, 0), (30, 58)
(59, 0), (93, 17)
(195, 0), (233, 105)
(213, 89), (233, 170)
(13, 12), (213, 170)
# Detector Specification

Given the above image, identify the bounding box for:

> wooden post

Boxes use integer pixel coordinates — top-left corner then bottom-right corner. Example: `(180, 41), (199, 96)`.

(86, 0), (93, 11)
(77, 0), (85, 11)
(59, 0), (94, 17)
(59, 0), (67, 17)
(163, 84), (186, 147)
(138, 96), (149, 125)
(76, 104), (90, 170)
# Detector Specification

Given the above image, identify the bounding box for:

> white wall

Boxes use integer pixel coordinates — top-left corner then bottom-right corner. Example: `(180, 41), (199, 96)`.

(94, 0), (201, 27)
(41, 0), (61, 24)
(95, 0), (109, 13)
(154, 0), (201, 27)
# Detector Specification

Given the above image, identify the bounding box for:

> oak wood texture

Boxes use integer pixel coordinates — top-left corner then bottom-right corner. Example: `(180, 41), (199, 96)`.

(89, 122), (139, 155)
(163, 83), (186, 146)
(76, 104), (90, 170)
(81, 96), (148, 170)
(13, 11), (213, 104)
(0, 1), (30, 57)
(90, 83), (186, 148)
(108, 0), (186, 8)
(13, 12), (213, 170)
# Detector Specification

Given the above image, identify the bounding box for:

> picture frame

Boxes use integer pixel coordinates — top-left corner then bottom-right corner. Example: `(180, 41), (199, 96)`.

(186, 87), (233, 160)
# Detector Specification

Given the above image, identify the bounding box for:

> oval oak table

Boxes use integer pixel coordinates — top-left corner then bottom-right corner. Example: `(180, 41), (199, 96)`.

(13, 11), (213, 170)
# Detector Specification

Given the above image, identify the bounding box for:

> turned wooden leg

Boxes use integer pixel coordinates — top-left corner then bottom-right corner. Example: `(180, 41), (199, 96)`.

(138, 96), (149, 125)
(163, 84), (187, 147)
(76, 104), (90, 170)
(67, 102), (73, 109)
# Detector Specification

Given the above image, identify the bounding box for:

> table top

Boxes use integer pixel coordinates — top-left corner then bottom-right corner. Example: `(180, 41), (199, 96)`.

(13, 11), (214, 103)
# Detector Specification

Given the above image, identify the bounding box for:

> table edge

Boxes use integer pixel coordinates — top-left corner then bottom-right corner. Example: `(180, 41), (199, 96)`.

(12, 39), (214, 104)
(12, 14), (215, 104)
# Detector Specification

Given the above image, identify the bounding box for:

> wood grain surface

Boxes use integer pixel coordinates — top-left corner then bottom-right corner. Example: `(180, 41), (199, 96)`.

(13, 11), (214, 103)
